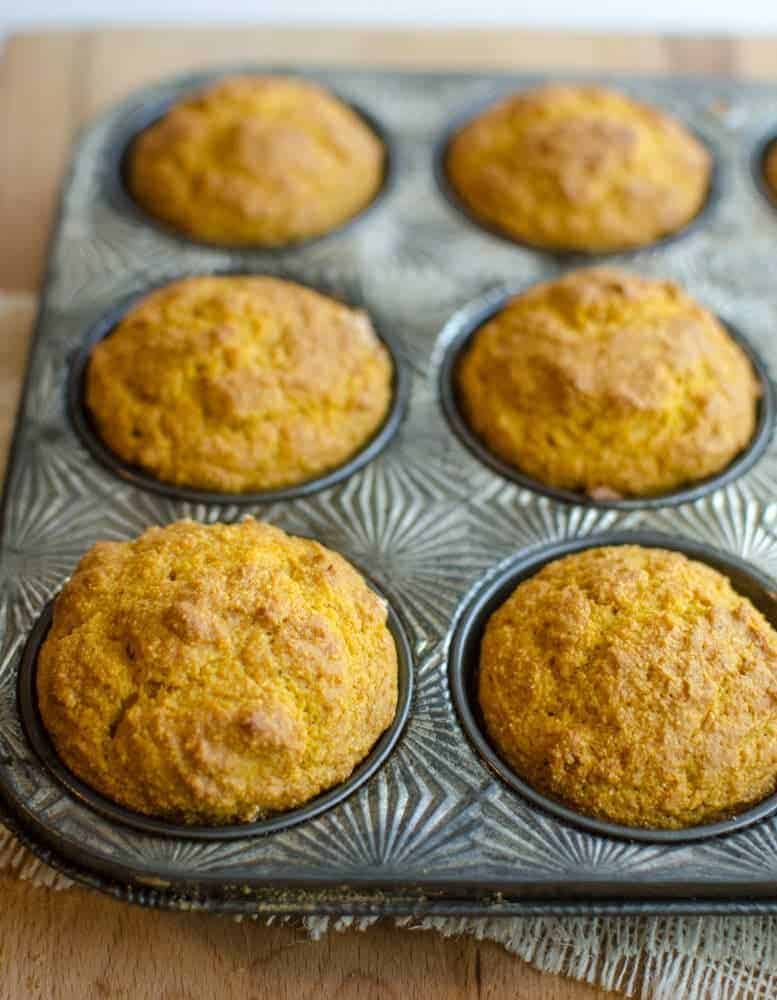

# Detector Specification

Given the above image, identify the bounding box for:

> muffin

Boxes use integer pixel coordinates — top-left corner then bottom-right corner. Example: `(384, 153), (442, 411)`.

(85, 275), (393, 493)
(456, 268), (760, 500)
(764, 141), (777, 202)
(128, 75), (385, 246)
(36, 518), (399, 824)
(479, 545), (777, 829)
(446, 84), (711, 252)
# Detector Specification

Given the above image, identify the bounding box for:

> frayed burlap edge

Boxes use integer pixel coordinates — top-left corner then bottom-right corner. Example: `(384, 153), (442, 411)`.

(6, 825), (777, 1000)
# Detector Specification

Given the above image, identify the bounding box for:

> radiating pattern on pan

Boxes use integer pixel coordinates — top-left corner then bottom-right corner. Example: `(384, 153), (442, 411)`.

(264, 762), (483, 874)
(260, 486), (486, 651)
(0, 613), (28, 763)
(740, 445), (777, 504)
(368, 377), (493, 502)
(1, 68), (777, 913)
(644, 490), (777, 574)
(0, 451), (123, 626)
(466, 483), (639, 562)
(689, 822), (777, 879)
(479, 785), (681, 876)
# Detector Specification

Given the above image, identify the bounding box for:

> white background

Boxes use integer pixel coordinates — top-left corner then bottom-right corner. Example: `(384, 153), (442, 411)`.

(1, 0), (777, 34)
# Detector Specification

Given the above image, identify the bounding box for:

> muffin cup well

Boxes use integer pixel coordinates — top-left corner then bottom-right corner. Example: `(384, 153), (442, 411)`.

(107, 83), (395, 252)
(437, 285), (775, 511)
(753, 130), (777, 212)
(18, 577), (414, 841)
(434, 97), (722, 258)
(67, 277), (410, 505)
(448, 530), (777, 845)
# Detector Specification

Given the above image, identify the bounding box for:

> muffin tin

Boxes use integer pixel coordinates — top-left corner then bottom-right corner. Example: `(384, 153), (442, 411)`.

(2, 67), (777, 918)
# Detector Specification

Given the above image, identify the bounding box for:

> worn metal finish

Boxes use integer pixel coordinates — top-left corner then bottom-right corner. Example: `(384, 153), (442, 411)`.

(2, 67), (777, 916)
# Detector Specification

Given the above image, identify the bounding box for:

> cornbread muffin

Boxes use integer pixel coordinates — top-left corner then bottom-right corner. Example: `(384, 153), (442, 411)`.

(36, 519), (399, 824)
(446, 84), (711, 252)
(479, 545), (777, 829)
(457, 268), (760, 499)
(127, 75), (384, 246)
(85, 275), (393, 493)
(764, 141), (777, 201)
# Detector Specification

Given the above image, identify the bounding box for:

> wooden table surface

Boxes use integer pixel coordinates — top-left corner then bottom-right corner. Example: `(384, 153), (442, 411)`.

(2, 27), (776, 1000)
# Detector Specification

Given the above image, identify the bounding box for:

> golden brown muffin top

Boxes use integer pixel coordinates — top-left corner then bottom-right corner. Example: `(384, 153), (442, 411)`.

(128, 75), (385, 246)
(85, 276), (393, 493)
(37, 519), (399, 824)
(457, 268), (760, 499)
(479, 545), (777, 829)
(446, 84), (711, 252)
(765, 141), (777, 201)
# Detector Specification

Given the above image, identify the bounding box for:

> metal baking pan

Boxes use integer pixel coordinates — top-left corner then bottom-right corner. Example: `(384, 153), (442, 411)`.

(2, 66), (777, 919)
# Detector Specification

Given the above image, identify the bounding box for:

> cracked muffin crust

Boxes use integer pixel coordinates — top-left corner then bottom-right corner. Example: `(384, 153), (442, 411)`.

(446, 83), (712, 252)
(478, 545), (777, 829)
(36, 518), (399, 824)
(85, 275), (394, 493)
(456, 268), (760, 500)
(128, 75), (385, 246)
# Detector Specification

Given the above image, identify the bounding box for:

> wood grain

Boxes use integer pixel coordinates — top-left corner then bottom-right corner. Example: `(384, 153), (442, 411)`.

(2, 26), (777, 1000)
(0, 35), (90, 291)
(0, 878), (610, 1000)
(0, 295), (35, 479)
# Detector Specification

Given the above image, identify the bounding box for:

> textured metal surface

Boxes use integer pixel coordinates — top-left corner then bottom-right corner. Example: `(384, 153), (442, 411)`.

(2, 66), (777, 916)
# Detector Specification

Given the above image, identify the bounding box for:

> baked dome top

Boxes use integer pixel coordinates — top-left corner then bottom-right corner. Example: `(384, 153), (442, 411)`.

(37, 518), (399, 824)
(86, 275), (394, 493)
(456, 268), (760, 499)
(446, 83), (711, 252)
(479, 544), (777, 829)
(128, 75), (385, 246)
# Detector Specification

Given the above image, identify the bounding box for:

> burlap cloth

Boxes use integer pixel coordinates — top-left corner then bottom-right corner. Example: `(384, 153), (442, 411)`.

(3, 824), (776, 999)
